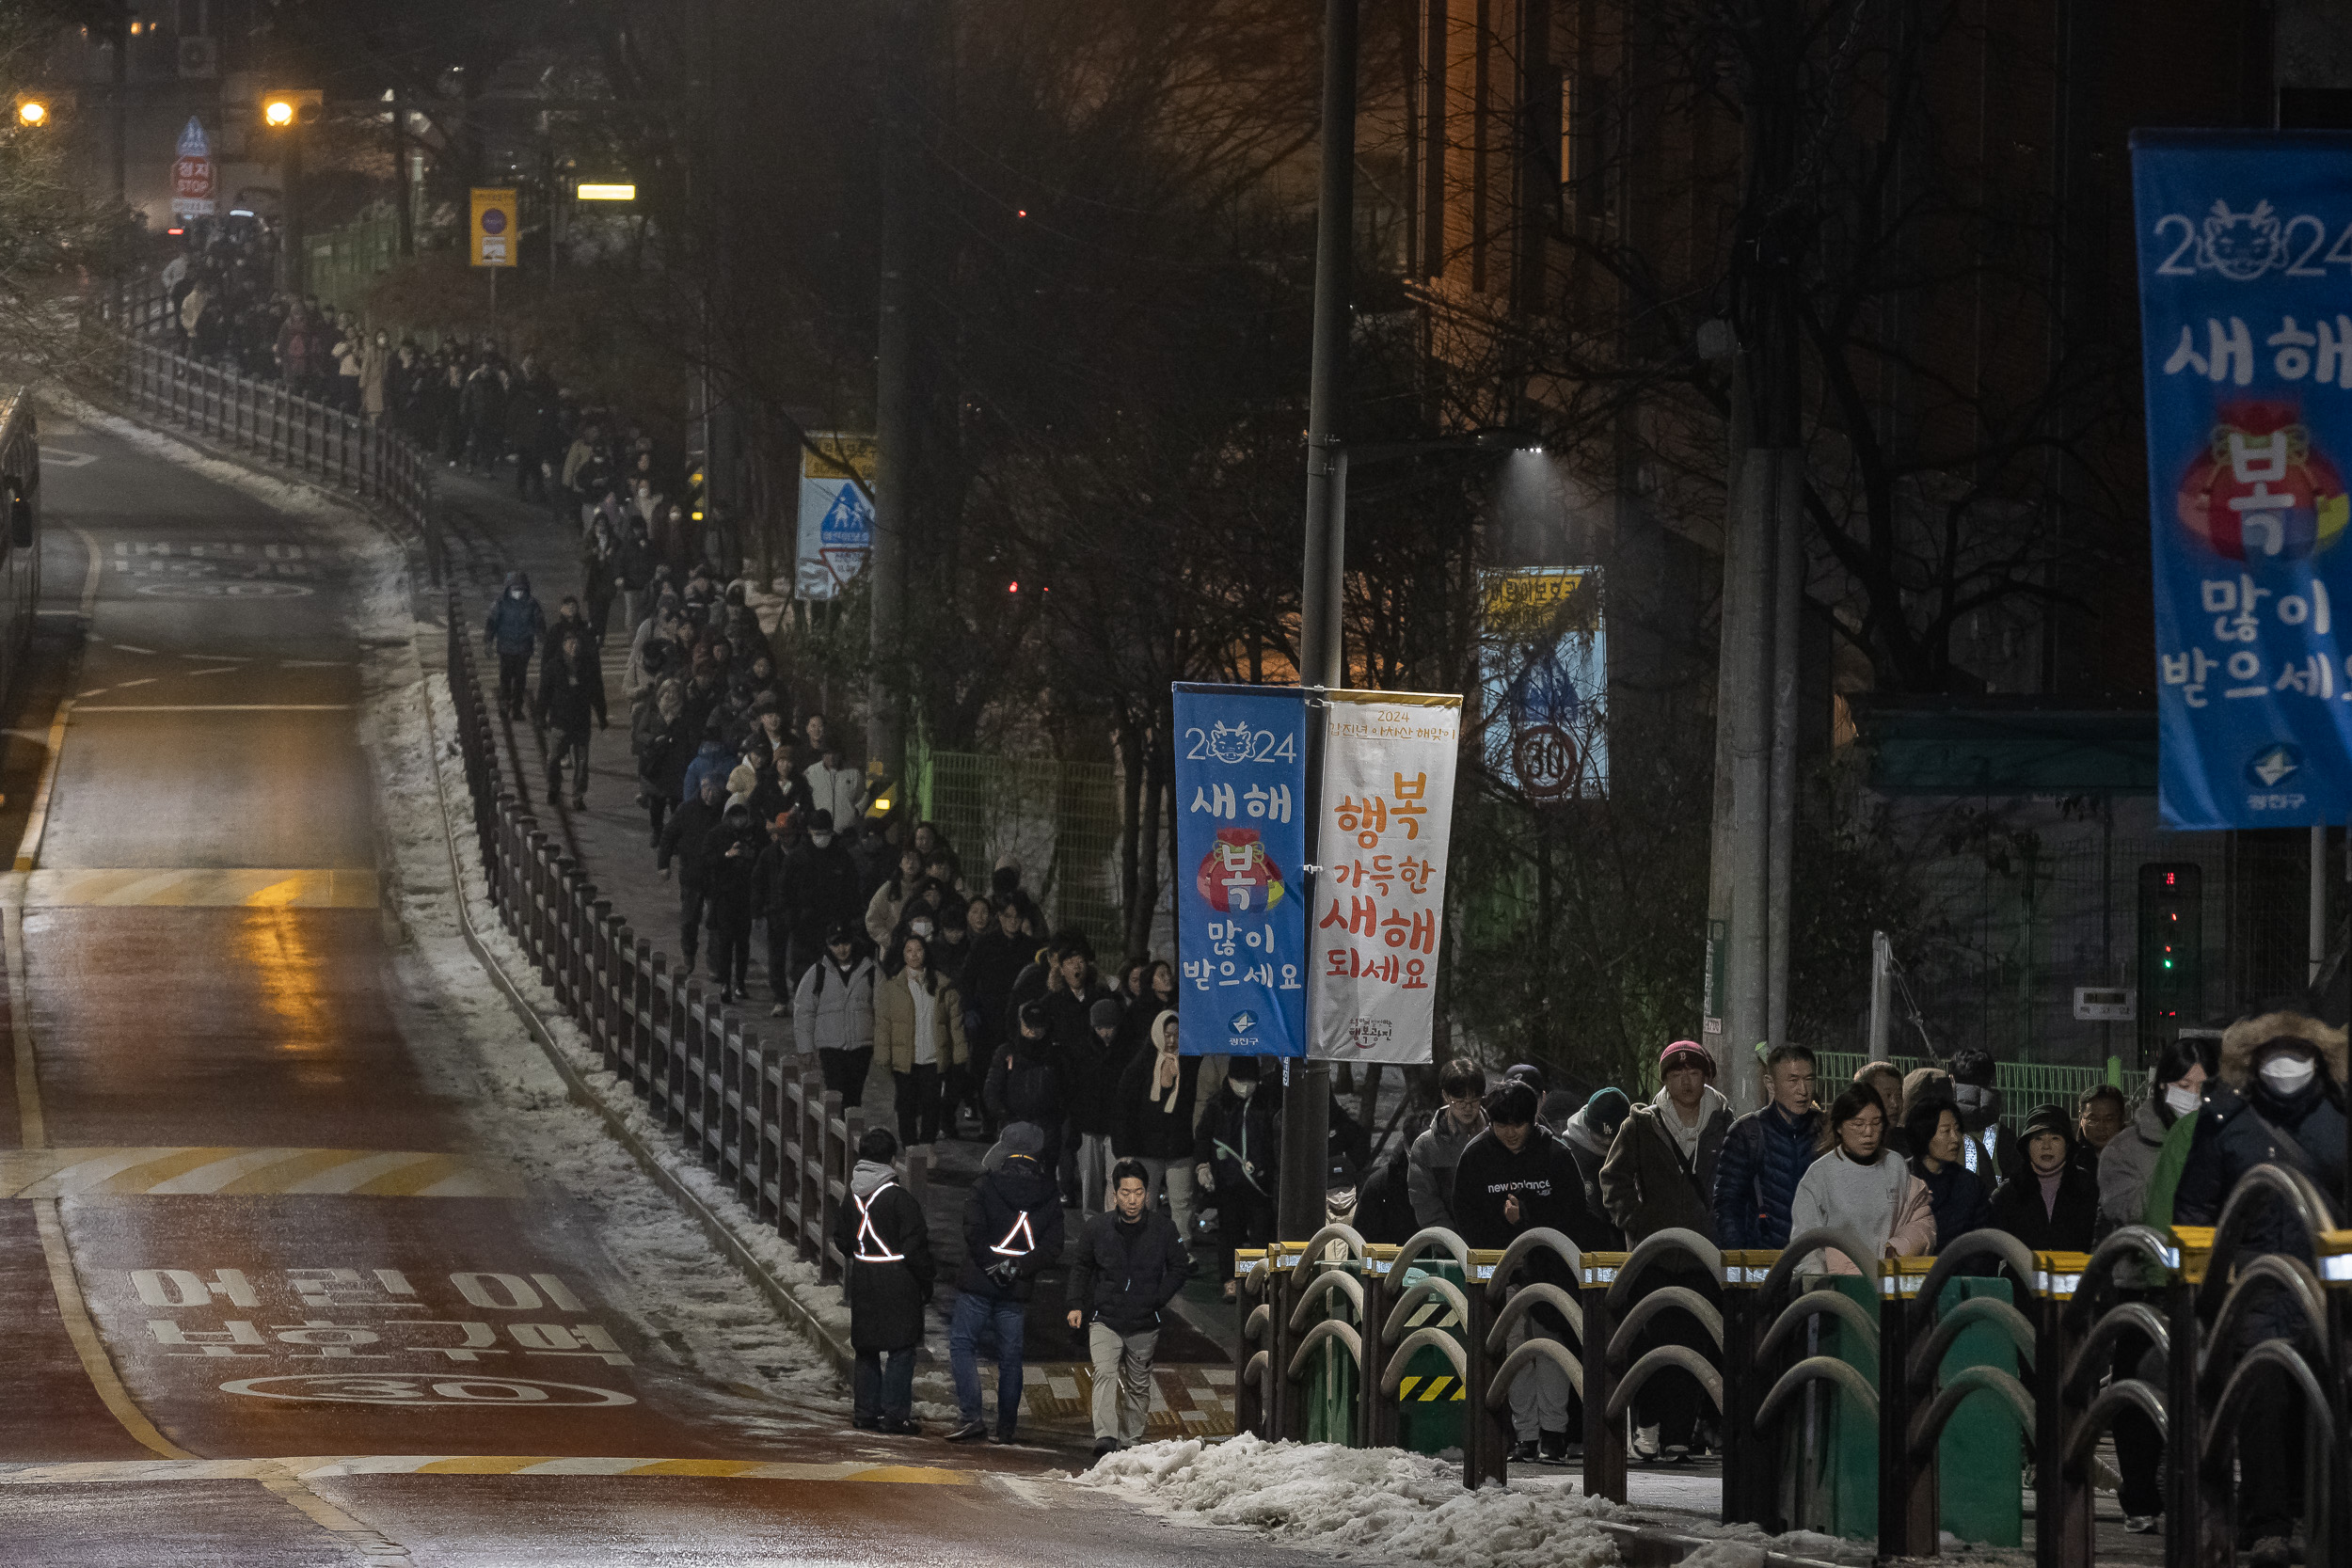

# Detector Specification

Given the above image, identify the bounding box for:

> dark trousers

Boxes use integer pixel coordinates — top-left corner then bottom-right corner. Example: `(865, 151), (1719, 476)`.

(1216, 1184), (1274, 1282)
(818, 1047), (873, 1108)
(948, 1290), (1027, 1433)
(766, 922), (796, 1003)
(2236, 1357), (2307, 1541)
(1627, 1259), (1711, 1449)
(895, 1063), (942, 1147)
(517, 451), (547, 501)
(944, 1059), (991, 1138)
(853, 1346), (916, 1425)
(2111, 1318), (2164, 1519)
(710, 919), (751, 990)
(677, 884), (707, 967)
(496, 650), (531, 716)
(545, 728), (589, 801)
(646, 793), (670, 839)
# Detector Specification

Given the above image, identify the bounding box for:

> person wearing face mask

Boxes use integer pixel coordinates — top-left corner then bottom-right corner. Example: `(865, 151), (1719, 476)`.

(1946, 1049), (2020, 1196)
(482, 571), (546, 721)
(2090, 1037), (2209, 1537)
(776, 809), (861, 999)
(1195, 1055), (1279, 1302)
(2174, 1007), (2347, 1568)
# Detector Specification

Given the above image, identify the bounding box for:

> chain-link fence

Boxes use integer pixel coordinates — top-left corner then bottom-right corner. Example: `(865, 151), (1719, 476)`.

(1809, 1050), (2108, 1136)
(917, 748), (1126, 952)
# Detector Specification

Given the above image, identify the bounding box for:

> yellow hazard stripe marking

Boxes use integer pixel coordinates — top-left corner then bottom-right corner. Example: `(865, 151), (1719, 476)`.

(0, 1148), (527, 1198)
(0, 1457), (974, 1484)
(22, 868), (378, 909)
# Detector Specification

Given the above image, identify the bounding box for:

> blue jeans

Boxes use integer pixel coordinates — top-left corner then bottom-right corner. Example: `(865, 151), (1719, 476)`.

(947, 1290), (1027, 1433)
(853, 1346), (916, 1425)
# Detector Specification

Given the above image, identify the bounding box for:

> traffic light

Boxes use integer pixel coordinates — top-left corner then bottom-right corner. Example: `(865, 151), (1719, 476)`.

(2137, 863), (2203, 1068)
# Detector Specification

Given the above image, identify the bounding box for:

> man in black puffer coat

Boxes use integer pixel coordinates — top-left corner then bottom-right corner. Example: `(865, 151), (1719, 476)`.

(834, 1128), (933, 1434)
(946, 1122), (1063, 1445)
(2175, 1006), (2347, 1565)
(1067, 1158), (1190, 1459)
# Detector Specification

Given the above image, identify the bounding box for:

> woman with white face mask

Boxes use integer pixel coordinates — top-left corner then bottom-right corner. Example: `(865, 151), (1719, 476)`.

(2173, 1008), (2348, 1567)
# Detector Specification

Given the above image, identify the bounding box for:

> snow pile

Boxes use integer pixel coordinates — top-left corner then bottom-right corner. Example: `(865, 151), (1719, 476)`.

(1073, 1435), (1623, 1567)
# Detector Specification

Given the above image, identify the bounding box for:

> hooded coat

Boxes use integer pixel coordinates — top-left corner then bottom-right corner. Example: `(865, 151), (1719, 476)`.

(2174, 1011), (2348, 1291)
(790, 953), (875, 1056)
(957, 1152), (1064, 1302)
(1406, 1105), (1486, 1232)
(1599, 1085), (1733, 1243)
(834, 1160), (933, 1352)
(484, 573), (545, 656)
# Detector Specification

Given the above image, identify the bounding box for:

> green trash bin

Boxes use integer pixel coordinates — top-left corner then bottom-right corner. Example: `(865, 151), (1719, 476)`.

(1388, 1259), (1468, 1455)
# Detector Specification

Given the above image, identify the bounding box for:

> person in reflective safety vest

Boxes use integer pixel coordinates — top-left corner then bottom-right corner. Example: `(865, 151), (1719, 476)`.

(945, 1120), (1064, 1444)
(834, 1126), (933, 1433)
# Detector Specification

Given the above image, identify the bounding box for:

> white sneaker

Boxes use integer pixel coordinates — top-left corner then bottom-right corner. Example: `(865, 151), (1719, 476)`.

(1632, 1424), (1661, 1461)
(2122, 1515), (2160, 1535)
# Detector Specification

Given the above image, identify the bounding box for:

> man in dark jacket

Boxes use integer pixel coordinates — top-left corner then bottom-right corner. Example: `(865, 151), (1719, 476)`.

(1990, 1103), (2100, 1252)
(1066, 1158), (1191, 1459)
(834, 1128), (932, 1433)
(2174, 1007), (2347, 1565)
(779, 809), (861, 990)
(532, 626), (606, 808)
(947, 1122), (1064, 1444)
(699, 801), (761, 1004)
(985, 1004), (1065, 1168)
(483, 571), (545, 719)
(1067, 997), (1133, 1212)
(1040, 937), (1113, 1203)
(1195, 1055), (1279, 1297)
(961, 899), (1036, 1061)
(1712, 1044), (1823, 1248)
(1452, 1078), (1612, 1465)
(657, 772), (725, 974)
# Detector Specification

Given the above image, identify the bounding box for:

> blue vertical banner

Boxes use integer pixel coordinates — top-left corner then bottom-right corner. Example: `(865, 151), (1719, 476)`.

(2133, 133), (2352, 828)
(1172, 683), (1309, 1056)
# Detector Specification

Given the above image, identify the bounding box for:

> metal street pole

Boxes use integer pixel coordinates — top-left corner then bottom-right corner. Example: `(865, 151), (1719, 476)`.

(1280, 0), (1357, 1244)
(867, 0), (921, 793)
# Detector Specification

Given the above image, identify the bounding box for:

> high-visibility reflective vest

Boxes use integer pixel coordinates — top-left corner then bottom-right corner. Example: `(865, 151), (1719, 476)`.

(989, 1211), (1039, 1259)
(852, 1182), (905, 1262)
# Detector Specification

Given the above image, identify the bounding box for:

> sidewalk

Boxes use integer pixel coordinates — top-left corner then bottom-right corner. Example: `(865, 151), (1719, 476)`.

(435, 468), (1241, 1438)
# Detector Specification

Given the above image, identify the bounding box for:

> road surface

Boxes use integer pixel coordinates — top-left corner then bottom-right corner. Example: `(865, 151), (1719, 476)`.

(0, 410), (1315, 1567)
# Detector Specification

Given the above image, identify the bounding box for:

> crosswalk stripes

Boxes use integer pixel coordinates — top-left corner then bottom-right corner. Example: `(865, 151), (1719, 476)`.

(0, 1148), (527, 1198)
(23, 868), (378, 908)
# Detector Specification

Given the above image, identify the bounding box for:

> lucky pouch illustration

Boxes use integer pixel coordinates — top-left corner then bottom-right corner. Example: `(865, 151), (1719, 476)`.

(1197, 827), (1286, 912)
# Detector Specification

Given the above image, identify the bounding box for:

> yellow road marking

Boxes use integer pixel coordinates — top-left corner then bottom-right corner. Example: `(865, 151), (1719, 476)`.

(23, 868), (378, 909)
(0, 1456), (977, 1483)
(11, 700), (70, 874)
(0, 1147), (527, 1198)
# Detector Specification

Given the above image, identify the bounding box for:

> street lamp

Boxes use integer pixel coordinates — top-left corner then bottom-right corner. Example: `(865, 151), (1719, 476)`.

(15, 100), (46, 127)
(260, 90), (321, 294)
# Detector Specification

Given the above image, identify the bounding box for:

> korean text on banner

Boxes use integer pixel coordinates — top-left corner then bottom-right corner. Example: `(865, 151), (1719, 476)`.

(1310, 690), (1460, 1063)
(2131, 132), (2352, 829)
(1172, 684), (1308, 1058)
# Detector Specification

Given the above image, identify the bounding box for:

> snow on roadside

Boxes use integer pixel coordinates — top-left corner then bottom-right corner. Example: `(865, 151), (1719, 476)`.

(1073, 1435), (1623, 1567)
(57, 398), (853, 1432)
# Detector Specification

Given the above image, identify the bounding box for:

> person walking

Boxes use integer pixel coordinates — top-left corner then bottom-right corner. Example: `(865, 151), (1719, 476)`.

(656, 772), (726, 977)
(1599, 1040), (1732, 1460)
(1990, 1104), (2101, 1252)
(791, 924), (877, 1108)
(876, 934), (967, 1152)
(1112, 1009), (1200, 1243)
(1787, 1083), (1934, 1272)
(985, 1003), (1066, 1167)
(1903, 1094), (1992, 1253)
(1712, 1044), (1823, 1249)
(1451, 1078), (1610, 1465)
(1407, 1057), (1487, 1231)
(1559, 1086), (1631, 1248)
(1195, 1055), (1279, 1301)
(946, 1122), (1064, 1445)
(1067, 996), (1132, 1211)
(835, 1127), (932, 1434)
(699, 801), (762, 1005)
(483, 572), (545, 721)
(532, 626), (606, 808)
(633, 679), (692, 845)
(1066, 1159), (1191, 1460)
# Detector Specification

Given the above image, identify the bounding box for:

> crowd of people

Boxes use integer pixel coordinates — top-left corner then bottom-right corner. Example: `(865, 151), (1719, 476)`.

(1331, 1020), (2339, 1564)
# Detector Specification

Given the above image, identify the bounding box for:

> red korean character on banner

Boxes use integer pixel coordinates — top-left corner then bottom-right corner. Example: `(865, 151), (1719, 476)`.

(1319, 895), (1376, 936)
(1390, 772), (1429, 839)
(1336, 795), (1387, 847)
(1398, 856), (1434, 895)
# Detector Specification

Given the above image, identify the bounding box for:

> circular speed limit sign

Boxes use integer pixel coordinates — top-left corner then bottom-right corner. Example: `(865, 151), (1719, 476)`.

(1512, 723), (1579, 801)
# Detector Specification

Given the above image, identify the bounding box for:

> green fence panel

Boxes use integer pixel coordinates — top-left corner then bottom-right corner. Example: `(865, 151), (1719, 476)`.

(1937, 1275), (2025, 1547)
(918, 749), (1123, 951)
(1811, 1052), (2108, 1138)
(1808, 1275), (1880, 1542)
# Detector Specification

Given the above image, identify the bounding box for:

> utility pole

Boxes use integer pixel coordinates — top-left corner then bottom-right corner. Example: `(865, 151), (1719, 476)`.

(1280, 0), (1358, 1243)
(1703, 0), (1804, 1111)
(868, 0), (922, 792)
(109, 6), (127, 202)
(390, 94), (415, 258)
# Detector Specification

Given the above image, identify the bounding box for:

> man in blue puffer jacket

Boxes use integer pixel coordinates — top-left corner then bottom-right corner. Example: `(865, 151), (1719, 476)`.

(1711, 1043), (1823, 1248)
(482, 570), (545, 719)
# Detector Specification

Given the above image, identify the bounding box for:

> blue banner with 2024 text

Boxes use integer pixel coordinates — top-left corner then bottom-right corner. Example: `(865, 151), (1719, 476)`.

(1172, 684), (1307, 1057)
(2133, 132), (2352, 828)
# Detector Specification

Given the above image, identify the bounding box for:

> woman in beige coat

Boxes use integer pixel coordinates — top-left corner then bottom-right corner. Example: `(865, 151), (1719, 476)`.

(874, 934), (967, 1151)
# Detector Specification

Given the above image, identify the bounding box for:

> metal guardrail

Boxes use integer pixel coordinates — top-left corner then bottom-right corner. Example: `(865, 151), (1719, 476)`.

(445, 599), (928, 1281)
(110, 329), (442, 585)
(1241, 1205), (2352, 1567)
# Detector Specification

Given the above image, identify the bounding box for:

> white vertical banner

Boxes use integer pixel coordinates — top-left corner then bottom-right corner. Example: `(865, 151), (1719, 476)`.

(1309, 689), (1461, 1062)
